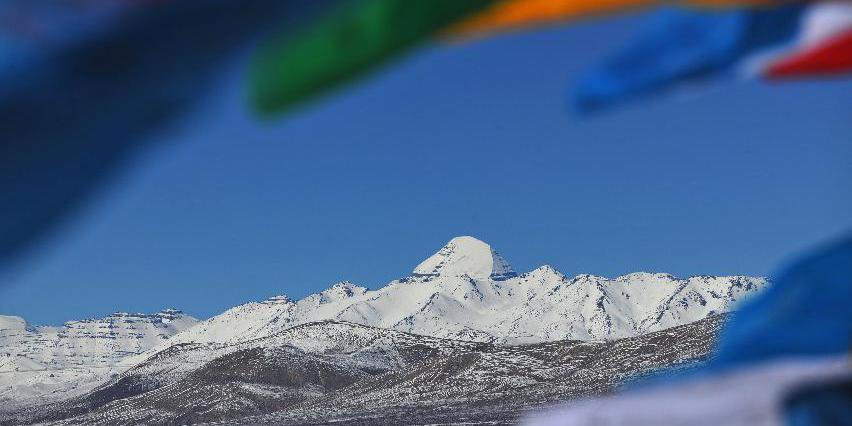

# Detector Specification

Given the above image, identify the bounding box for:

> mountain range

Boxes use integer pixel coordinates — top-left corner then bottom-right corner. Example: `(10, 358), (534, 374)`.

(1, 236), (768, 425)
(154, 236), (766, 347)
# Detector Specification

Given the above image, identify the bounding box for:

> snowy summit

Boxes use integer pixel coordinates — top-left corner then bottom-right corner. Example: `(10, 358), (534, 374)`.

(413, 236), (517, 281)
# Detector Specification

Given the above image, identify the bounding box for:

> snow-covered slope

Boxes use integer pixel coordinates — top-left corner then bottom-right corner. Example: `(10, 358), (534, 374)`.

(158, 236), (767, 348)
(0, 309), (197, 407)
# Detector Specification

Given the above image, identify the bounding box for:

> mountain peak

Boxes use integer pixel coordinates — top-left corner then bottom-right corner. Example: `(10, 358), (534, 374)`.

(522, 265), (566, 281)
(412, 236), (516, 281)
(317, 281), (368, 302)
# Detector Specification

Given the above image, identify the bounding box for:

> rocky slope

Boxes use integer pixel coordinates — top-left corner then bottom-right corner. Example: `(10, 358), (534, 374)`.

(10, 315), (724, 425)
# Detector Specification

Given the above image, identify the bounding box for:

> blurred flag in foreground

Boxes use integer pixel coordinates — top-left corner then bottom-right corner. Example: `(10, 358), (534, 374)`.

(249, 0), (496, 116)
(249, 0), (813, 116)
(1, 0), (499, 269)
(3, 0), (851, 271)
(758, 1), (852, 78)
(573, 1), (852, 112)
(0, 0), (332, 269)
(446, 0), (785, 40)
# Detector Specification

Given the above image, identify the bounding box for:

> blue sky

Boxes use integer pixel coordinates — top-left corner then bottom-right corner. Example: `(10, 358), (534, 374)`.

(2, 14), (851, 325)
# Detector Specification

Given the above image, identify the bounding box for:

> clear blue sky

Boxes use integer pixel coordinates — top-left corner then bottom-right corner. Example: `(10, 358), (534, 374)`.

(2, 14), (851, 325)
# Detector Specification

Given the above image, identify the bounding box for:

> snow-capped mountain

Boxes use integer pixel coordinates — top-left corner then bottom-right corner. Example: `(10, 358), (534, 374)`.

(157, 236), (766, 348)
(1, 236), (770, 425)
(0, 309), (197, 407)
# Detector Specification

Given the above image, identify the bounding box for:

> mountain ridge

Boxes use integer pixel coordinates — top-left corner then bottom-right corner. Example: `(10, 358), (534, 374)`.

(1, 236), (768, 416)
(154, 236), (766, 349)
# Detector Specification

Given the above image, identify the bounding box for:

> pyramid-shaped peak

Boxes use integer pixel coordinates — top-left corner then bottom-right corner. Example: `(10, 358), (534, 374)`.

(412, 236), (516, 281)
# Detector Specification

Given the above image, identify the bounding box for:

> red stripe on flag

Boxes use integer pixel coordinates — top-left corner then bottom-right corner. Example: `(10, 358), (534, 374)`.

(765, 29), (852, 79)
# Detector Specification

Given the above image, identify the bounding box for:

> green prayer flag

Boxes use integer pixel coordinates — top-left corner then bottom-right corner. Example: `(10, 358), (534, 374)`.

(249, 0), (495, 116)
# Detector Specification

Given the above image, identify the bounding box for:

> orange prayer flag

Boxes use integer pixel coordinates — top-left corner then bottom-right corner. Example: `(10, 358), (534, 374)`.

(447, 0), (787, 40)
